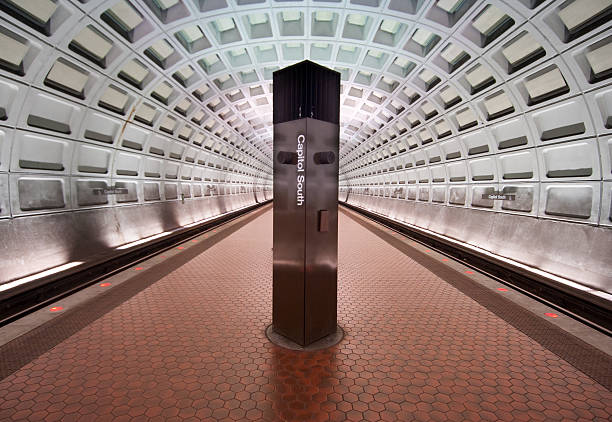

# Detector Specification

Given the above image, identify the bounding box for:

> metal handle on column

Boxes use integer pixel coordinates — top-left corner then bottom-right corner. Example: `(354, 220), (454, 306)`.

(318, 210), (329, 232)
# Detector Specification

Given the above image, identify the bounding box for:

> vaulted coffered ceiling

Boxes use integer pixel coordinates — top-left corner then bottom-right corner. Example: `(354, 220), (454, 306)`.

(1, 0), (611, 228)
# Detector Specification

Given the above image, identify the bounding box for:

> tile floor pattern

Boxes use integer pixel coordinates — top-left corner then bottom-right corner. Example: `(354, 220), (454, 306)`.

(0, 208), (611, 421)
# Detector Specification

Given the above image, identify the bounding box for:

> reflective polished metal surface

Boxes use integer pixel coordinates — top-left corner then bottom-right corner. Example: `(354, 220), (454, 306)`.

(273, 61), (340, 347)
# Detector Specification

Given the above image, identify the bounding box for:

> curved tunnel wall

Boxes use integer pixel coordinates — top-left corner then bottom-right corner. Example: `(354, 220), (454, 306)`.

(0, 0), (273, 286)
(338, 1), (612, 297)
(0, 0), (610, 304)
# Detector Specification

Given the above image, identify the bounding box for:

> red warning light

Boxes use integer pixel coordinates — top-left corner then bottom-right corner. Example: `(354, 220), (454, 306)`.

(177, 246), (185, 250)
(465, 270), (474, 274)
(49, 306), (63, 312)
(100, 283), (111, 287)
(545, 313), (558, 318)
(191, 240), (198, 243)
(135, 267), (143, 271)
(497, 288), (508, 292)
(442, 258), (449, 262)
(425, 250), (431, 253)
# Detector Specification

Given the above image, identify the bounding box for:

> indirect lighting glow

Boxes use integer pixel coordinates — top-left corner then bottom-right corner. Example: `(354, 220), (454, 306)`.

(49, 306), (63, 312)
(116, 232), (172, 250)
(545, 313), (559, 318)
(184, 220), (203, 228)
(497, 288), (508, 292)
(183, 215), (217, 227)
(100, 283), (111, 287)
(0, 262), (84, 293)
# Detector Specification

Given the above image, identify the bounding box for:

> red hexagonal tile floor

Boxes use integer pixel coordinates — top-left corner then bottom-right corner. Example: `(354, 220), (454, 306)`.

(0, 207), (610, 421)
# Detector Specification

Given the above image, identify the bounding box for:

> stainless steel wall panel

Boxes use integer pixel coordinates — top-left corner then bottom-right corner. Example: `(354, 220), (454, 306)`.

(500, 184), (537, 215)
(74, 179), (110, 208)
(432, 186), (446, 203)
(471, 185), (497, 209)
(193, 184), (202, 198)
(459, 206), (496, 248)
(422, 201), (445, 232)
(433, 205), (471, 240)
(510, 218), (611, 293)
(342, 199), (612, 294)
(10, 174), (69, 215)
(379, 197), (390, 215)
(412, 201), (432, 228)
(484, 211), (540, 265)
(114, 181), (139, 204)
(388, 197), (402, 220)
(163, 182), (178, 200)
(540, 182), (600, 223)
(143, 182), (161, 201)
(0, 195), (260, 287)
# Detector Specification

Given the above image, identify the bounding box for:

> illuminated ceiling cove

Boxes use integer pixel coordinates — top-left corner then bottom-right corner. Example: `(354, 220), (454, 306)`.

(0, 0), (611, 224)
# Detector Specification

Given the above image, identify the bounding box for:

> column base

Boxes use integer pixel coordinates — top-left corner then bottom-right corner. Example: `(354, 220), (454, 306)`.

(265, 324), (344, 351)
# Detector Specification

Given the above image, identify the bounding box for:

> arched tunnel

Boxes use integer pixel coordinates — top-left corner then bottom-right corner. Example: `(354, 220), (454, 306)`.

(0, 0), (610, 421)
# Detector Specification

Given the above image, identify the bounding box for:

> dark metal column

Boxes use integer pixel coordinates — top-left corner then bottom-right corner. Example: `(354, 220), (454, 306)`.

(272, 61), (340, 347)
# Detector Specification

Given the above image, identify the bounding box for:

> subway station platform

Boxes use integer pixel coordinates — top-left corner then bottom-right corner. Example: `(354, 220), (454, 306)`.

(0, 204), (610, 422)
